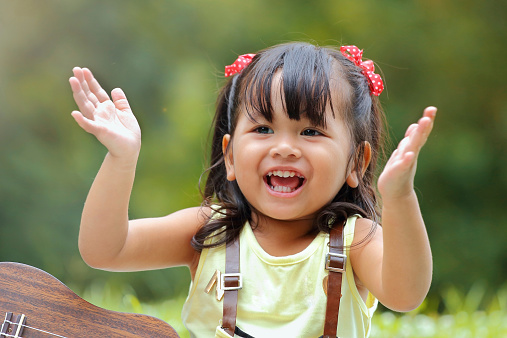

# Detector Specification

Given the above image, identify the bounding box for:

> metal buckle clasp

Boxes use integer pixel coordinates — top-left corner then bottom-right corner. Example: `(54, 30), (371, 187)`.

(221, 272), (243, 291)
(325, 252), (347, 273)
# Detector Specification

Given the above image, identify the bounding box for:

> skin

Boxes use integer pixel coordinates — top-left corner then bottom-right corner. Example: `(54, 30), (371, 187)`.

(223, 73), (356, 233)
(69, 66), (435, 312)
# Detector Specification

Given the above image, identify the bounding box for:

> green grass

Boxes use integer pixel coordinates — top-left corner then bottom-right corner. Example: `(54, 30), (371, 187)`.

(371, 283), (507, 337)
(80, 282), (507, 337)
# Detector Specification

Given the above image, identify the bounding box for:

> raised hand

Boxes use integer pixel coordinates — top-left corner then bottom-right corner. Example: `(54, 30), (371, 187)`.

(69, 67), (141, 160)
(377, 106), (437, 201)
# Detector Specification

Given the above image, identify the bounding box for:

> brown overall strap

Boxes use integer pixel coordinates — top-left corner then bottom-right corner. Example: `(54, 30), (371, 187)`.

(323, 222), (346, 338)
(222, 235), (242, 336)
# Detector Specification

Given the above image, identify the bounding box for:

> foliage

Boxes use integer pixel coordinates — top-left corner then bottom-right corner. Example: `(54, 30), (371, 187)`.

(1, 0), (506, 304)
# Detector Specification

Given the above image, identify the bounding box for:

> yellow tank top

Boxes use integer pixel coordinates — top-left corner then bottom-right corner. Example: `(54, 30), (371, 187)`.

(181, 215), (377, 337)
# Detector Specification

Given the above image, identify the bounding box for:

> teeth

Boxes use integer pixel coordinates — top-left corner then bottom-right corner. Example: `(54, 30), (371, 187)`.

(267, 171), (303, 178)
(270, 185), (295, 193)
(266, 170), (305, 193)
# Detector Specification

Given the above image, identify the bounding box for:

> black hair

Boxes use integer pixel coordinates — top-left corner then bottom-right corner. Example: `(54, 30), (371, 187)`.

(192, 42), (385, 251)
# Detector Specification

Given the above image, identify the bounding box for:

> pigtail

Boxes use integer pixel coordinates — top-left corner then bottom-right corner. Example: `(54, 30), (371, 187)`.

(201, 78), (232, 201)
(193, 74), (252, 251)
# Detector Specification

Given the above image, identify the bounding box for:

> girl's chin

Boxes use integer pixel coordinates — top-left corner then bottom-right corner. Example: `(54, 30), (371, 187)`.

(251, 205), (318, 224)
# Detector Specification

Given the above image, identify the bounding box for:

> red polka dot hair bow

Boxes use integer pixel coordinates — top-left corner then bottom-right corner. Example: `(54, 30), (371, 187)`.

(225, 53), (256, 77)
(340, 45), (384, 96)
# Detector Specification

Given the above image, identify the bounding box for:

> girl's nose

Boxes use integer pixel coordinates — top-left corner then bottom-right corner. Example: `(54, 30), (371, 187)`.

(269, 137), (302, 159)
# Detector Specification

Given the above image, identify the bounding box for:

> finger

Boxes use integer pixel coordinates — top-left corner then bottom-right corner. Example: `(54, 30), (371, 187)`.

(423, 106), (437, 120)
(399, 106), (437, 156)
(385, 148), (399, 167)
(82, 68), (110, 103)
(393, 124), (418, 157)
(73, 67), (104, 108)
(71, 67), (102, 108)
(420, 106), (437, 138)
(412, 107), (436, 146)
(111, 88), (132, 113)
(389, 150), (416, 171)
(413, 111), (436, 146)
(401, 116), (433, 157)
(395, 151), (417, 174)
(72, 66), (84, 82)
(72, 67), (92, 96)
(405, 123), (418, 138)
(71, 110), (100, 135)
(69, 76), (97, 119)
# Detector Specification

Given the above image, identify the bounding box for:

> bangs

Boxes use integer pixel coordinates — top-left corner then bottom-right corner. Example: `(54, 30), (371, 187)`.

(238, 43), (341, 128)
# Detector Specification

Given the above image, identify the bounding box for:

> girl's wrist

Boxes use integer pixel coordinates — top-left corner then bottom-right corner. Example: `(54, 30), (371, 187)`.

(381, 189), (418, 209)
(105, 151), (140, 172)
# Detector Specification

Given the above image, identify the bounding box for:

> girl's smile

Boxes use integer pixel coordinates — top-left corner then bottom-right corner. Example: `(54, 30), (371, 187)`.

(264, 169), (306, 194)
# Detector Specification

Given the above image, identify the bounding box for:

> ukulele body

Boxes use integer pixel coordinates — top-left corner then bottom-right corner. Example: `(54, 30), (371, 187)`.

(0, 262), (179, 337)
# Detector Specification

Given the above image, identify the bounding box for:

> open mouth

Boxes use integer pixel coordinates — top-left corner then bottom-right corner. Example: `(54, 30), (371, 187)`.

(265, 170), (306, 193)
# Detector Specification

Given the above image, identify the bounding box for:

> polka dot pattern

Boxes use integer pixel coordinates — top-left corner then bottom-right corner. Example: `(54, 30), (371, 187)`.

(340, 45), (384, 96)
(225, 53), (256, 77)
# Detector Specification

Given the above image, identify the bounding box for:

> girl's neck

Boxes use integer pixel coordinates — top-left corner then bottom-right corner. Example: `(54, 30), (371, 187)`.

(250, 212), (320, 257)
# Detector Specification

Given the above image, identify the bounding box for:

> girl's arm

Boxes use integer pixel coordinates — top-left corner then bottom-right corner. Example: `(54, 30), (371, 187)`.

(351, 107), (436, 312)
(69, 67), (205, 272)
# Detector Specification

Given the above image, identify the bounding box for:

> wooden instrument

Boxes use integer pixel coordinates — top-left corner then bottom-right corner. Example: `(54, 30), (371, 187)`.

(0, 262), (179, 337)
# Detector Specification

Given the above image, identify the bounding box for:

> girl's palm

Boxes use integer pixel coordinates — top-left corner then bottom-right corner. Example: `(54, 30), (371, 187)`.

(377, 107), (436, 201)
(69, 67), (141, 158)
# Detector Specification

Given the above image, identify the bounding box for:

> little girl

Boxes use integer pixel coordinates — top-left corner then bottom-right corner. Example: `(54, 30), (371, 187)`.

(69, 42), (434, 337)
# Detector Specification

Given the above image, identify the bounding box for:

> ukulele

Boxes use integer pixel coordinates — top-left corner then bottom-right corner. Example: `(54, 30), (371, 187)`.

(0, 262), (180, 337)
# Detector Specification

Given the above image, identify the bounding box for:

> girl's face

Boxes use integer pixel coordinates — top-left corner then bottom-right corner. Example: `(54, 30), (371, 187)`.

(223, 73), (359, 225)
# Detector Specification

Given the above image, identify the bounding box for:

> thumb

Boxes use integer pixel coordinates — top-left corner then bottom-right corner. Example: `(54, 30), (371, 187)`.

(71, 111), (100, 135)
(111, 88), (132, 113)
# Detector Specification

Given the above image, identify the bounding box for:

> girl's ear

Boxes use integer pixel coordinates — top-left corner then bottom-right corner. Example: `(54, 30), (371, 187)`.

(222, 134), (236, 181)
(346, 141), (372, 188)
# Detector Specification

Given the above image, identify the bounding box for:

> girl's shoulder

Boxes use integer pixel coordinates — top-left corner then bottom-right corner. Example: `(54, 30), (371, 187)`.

(349, 216), (382, 248)
(145, 206), (212, 266)
(155, 205), (212, 232)
(153, 205), (212, 276)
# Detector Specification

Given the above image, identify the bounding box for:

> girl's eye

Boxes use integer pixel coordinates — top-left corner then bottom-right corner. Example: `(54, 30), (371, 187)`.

(301, 128), (322, 136)
(254, 126), (274, 134)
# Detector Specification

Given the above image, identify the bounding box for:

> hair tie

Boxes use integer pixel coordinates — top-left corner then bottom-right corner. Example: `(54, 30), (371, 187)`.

(226, 75), (239, 132)
(340, 46), (384, 96)
(225, 53), (255, 77)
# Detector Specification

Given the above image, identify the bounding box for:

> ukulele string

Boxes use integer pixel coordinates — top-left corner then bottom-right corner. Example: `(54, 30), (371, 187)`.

(2, 319), (68, 338)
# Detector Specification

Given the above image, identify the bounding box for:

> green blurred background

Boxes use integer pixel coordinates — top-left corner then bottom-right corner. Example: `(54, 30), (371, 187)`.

(1, 0), (506, 316)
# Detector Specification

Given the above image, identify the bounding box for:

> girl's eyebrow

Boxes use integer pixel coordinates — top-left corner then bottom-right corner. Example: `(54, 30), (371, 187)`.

(303, 117), (329, 129)
(245, 110), (267, 124)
